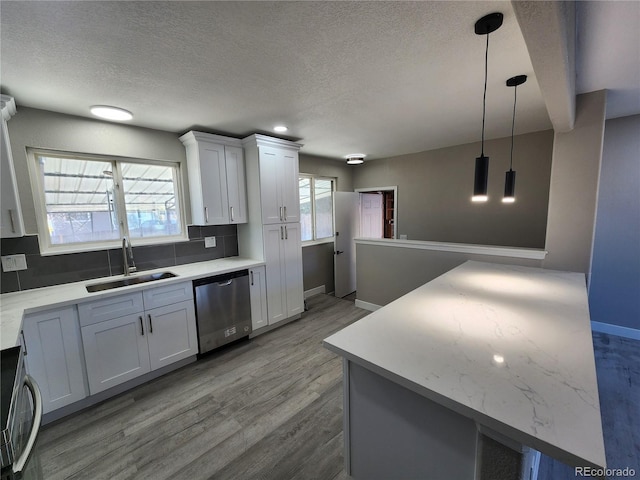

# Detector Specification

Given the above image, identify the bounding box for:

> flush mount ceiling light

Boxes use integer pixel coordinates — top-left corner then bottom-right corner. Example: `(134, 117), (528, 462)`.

(346, 154), (365, 165)
(90, 105), (133, 121)
(273, 125), (288, 133)
(503, 75), (527, 204)
(472, 12), (503, 203)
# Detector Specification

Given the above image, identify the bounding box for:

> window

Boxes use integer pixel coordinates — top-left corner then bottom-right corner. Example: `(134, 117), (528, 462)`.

(299, 175), (334, 242)
(30, 150), (185, 252)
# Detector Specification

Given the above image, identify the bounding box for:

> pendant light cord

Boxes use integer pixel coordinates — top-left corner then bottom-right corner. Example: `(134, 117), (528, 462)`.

(509, 84), (518, 171)
(481, 32), (489, 157)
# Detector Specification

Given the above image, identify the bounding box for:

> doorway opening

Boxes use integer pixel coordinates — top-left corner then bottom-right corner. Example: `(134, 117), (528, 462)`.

(355, 186), (397, 239)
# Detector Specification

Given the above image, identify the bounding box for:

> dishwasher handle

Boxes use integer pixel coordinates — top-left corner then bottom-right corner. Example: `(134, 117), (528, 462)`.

(217, 279), (233, 287)
(12, 375), (43, 476)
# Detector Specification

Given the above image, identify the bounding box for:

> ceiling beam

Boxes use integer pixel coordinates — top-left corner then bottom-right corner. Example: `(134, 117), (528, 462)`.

(511, 1), (576, 132)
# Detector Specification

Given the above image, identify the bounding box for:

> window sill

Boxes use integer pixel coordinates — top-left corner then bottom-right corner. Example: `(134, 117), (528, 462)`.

(302, 237), (335, 247)
(38, 234), (189, 256)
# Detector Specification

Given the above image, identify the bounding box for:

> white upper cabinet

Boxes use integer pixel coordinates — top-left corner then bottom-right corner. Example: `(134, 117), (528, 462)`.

(0, 95), (25, 238)
(257, 145), (300, 224)
(180, 131), (247, 225)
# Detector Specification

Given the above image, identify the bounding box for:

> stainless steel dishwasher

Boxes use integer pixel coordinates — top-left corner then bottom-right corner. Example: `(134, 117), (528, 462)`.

(193, 270), (252, 354)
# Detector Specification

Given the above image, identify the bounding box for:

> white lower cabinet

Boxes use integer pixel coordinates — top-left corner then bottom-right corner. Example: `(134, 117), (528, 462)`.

(263, 223), (304, 325)
(80, 282), (197, 395)
(21, 306), (87, 414)
(249, 266), (268, 330)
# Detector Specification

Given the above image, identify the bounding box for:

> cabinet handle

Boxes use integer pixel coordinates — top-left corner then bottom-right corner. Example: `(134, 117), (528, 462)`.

(139, 316), (144, 336)
(250, 270), (254, 286)
(21, 330), (27, 356)
(284, 206), (287, 221)
(285, 225), (288, 239)
(280, 226), (284, 240)
(279, 206), (283, 221)
(9, 209), (16, 233)
(148, 314), (153, 334)
(205, 206), (209, 223)
(230, 206), (234, 222)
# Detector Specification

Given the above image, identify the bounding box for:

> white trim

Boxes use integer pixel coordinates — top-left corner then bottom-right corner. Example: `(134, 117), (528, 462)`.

(242, 133), (302, 151)
(591, 321), (640, 340)
(304, 285), (326, 299)
(302, 237), (335, 247)
(355, 238), (547, 260)
(0, 94), (17, 121)
(355, 299), (382, 312)
(179, 130), (242, 148)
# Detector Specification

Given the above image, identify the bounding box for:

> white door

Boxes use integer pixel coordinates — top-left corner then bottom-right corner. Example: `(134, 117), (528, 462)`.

(198, 142), (229, 224)
(280, 150), (300, 223)
(259, 147), (283, 224)
(249, 266), (268, 330)
(263, 224), (287, 324)
(360, 193), (384, 238)
(334, 192), (360, 298)
(82, 313), (151, 395)
(146, 300), (198, 370)
(283, 222), (304, 316)
(225, 145), (247, 224)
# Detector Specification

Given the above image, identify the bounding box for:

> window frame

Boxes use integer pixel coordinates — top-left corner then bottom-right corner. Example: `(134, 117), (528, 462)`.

(28, 148), (188, 255)
(299, 174), (336, 245)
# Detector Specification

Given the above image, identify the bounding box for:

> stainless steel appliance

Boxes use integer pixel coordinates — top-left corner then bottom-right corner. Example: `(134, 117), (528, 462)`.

(1, 346), (43, 480)
(193, 270), (252, 354)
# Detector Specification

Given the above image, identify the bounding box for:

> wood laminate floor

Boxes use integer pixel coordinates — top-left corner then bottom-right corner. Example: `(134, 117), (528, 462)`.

(38, 294), (368, 480)
(39, 296), (639, 480)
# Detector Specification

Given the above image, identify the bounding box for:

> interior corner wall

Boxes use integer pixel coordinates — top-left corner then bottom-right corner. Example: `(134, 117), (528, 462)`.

(6, 107), (189, 234)
(588, 114), (640, 330)
(298, 154), (354, 192)
(351, 130), (554, 248)
(543, 91), (606, 275)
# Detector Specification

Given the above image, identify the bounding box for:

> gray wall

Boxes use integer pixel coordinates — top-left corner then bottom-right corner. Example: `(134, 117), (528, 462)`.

(543, 91), (606, 275)
(356, 244), (543, 306)
(589, 114), (640, 330)
(352, 130), (554, 248)
(7, 107), (190, 234)
(299, 154), (354, 294)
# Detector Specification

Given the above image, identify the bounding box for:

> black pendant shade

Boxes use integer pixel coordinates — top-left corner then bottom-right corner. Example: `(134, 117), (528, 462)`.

(472, 13), (503, 202)
(503, 74), (527, 203)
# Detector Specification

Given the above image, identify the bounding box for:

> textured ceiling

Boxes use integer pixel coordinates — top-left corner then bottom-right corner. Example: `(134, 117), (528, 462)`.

(0, 1), (636, 161)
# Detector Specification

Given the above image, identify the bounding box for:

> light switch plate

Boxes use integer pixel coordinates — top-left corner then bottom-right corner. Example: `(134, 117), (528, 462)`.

(1, 254), (27, 272)
(204, 236), (216, 248)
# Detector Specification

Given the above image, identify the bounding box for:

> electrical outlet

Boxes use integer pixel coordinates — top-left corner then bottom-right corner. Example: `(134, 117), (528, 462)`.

(1, 254), (28, 272)
(204, 236), (217, 248)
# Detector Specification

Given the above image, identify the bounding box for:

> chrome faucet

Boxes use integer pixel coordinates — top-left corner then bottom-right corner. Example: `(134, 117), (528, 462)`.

(122, 237), (137, 276)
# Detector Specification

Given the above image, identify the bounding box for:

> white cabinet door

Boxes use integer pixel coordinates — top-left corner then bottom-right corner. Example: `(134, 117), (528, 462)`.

(225, 145), (248, 224)
(282, 223), (304, 316)
(259, 146), (283, 224)
(146, 300), (197, 370)
(263, 224), (287, 324)
(22, 306), (87, 414)
(82, 313), (151, 395)
(0, 115), (25, 238)
(197, 141), (229, 225)
(280, 150), (300, 224)
(249, 266), (268, 331)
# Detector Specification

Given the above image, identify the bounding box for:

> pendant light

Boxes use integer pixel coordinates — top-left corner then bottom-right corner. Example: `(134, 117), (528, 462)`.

(503, 75), (527, 203)
(472, 12), (503, 203)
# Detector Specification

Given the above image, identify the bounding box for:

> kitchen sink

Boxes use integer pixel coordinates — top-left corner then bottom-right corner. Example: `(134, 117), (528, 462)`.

(86, 272), (178, 292)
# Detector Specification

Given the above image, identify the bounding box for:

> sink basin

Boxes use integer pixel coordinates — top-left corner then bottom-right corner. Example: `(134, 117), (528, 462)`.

(86, 272), (178, 293)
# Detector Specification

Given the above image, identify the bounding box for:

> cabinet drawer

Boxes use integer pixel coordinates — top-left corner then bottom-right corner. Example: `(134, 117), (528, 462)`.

(79, 292), (144, 327)
(143, 281), (193, 310)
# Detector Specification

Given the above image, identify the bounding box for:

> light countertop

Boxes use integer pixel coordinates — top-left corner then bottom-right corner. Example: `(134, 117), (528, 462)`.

(1, 256), (263, 350)
(323, 261), (606, 469)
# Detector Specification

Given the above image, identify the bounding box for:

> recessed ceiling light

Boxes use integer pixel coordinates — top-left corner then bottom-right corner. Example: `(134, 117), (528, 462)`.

(346, 153), (366, 165)
(273, 125), (288, 133)
(90, 105), (133, 121)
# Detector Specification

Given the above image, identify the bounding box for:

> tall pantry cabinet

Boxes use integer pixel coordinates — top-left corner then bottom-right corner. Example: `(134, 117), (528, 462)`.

(238, 134), (304, 329)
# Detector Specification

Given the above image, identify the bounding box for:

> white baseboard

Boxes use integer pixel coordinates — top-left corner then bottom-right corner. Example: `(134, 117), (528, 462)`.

(304, 285), (326, 299)
(591, 321), (640, 340)
(355, 299), (382, 312)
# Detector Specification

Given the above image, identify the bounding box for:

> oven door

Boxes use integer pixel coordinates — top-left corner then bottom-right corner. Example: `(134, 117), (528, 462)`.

(7, 375), (43, 480)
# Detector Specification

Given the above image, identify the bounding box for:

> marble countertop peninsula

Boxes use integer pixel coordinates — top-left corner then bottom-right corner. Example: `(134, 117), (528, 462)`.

(323, 261), (606, 469)
(1, 256), (263, 350)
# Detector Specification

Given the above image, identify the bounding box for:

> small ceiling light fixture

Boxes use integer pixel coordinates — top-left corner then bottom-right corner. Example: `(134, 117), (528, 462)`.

(346, 154), (365, 165)
(503, 75), (527, 204)
(472, 12), (503, 203)
(90, 105), (133, 121)
(273, 125), (288, 133)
